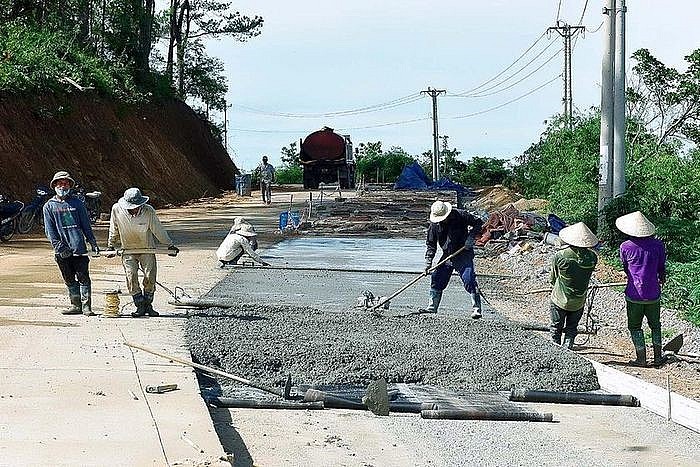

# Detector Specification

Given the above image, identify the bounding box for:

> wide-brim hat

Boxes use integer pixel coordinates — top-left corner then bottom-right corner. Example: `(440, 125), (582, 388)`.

(118, 187), (149, 210)
(237, 224), (257, 237)
(559, 222), (599, 248)
(50, 170), (75, 188)
(429, 200), (452, 223)
(615, 211), (656, 237)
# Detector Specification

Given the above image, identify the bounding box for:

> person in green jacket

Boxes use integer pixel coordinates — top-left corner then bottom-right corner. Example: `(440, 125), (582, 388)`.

(549, 222), (599, 349)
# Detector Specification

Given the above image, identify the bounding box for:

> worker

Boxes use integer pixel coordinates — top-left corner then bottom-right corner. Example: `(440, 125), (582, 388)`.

(616, 211), (667, 367)
(216, 218), (270, 267)
(422, 200), (484, 318)
(43, 170), (100, 316)
(549, 222), (599, 349)
(105, 188), (179, 318)
(257, 155), (275, 204)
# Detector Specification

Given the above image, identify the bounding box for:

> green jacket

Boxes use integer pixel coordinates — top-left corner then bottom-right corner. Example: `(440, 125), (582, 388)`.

(550, 246), (598, 311)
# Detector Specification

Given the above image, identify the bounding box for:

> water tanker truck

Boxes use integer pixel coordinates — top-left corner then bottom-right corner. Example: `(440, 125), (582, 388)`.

(300, 127), (355, 189)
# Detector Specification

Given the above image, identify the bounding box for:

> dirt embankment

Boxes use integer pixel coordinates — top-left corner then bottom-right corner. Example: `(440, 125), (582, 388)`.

(0, 92), (238, 207)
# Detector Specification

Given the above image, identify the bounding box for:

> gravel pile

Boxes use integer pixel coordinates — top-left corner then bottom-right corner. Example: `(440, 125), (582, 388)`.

(185, 302), (598, 394)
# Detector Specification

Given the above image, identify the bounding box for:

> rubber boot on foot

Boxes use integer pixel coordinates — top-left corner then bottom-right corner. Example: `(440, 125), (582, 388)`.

(80, 284), (95, 316)
(62, 293), (82, 315)
(629, 346), (647, 367)
(653, 344), (667, 367)
(419, 289), (442, 314)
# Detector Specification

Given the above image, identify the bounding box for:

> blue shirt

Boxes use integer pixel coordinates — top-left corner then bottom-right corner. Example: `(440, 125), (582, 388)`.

(425, 209), (483, 266)
(43, 195), (97, 255)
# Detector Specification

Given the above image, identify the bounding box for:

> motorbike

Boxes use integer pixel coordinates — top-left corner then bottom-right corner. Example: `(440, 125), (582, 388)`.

(0, 195), (25, 242)
(17, 184), (52, 234)
(74, 183), (102, 224)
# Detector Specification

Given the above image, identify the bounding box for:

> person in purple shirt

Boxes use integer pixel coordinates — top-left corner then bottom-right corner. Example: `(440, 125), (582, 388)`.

(616, 211), (667, 367)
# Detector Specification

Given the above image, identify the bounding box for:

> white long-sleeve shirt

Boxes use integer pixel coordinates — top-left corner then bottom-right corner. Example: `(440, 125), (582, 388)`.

(108, 204), (173, 249)
(216, 233), (264, 263)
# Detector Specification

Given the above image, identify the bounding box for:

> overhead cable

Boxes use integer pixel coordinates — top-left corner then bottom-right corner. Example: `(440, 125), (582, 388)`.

(447, 74), (562, 120)
(451, 29), (548, 96)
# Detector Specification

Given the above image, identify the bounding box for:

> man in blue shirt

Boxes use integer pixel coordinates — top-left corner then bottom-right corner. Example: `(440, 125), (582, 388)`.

(43, 171), (99, 316)
(423, 200), (484, 318)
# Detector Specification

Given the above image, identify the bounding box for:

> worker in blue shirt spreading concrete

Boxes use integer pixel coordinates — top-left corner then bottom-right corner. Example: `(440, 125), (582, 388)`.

(422, 200), (484, 318)
(43, 171), (99, 316)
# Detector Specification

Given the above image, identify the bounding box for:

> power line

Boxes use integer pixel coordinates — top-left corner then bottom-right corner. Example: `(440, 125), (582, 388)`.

(447, 75), (562, 120)
(232, 93), (424, 118)
(451, 29), (548, 96)
(449, 46), (563, 98)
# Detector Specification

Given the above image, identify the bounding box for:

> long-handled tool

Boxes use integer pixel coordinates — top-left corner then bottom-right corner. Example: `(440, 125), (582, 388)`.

(369, 245), (468, 312)
(124, 342), (293, 399)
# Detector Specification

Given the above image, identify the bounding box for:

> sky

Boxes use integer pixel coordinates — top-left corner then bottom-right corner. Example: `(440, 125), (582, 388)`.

(201, 1), (700, 172)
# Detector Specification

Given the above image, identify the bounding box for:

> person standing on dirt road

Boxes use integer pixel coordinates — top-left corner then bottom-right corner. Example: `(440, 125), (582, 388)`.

(105, 188), (179, 318)
(422, 200), (484, 318)
(257, 155), (275, 204)
(549, 222), (599, 350)
(216, 217), (270, 267)
(616, 211), (667, 367)
(43, 170), (99, 316)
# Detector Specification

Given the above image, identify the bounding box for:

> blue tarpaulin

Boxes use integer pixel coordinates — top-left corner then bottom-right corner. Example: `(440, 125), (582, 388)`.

(394, 162), (472, 194)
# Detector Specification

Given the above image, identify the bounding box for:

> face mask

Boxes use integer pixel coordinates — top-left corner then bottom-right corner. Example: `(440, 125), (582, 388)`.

(55, 187), (70, 197)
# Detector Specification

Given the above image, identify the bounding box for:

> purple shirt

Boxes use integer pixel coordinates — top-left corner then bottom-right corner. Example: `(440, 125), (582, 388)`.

(619, 237), (666, 302)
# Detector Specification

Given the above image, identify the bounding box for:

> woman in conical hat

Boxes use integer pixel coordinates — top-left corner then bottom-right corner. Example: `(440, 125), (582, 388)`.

(615, 211), (667, 367)
(548, 222), (599, 350)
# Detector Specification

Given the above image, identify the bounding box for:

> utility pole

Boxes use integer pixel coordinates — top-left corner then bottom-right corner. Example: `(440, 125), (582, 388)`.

(613, 0), (627, 197)
(547, 22), (585, 126)
(421, 87), (446, 181)
(223, 99), (228, 152)
(598, 0), (616, 220)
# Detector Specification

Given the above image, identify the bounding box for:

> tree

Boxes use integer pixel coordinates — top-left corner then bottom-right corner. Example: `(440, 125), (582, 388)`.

(628, 48), (700, 149)
(165, 0), (263, 95)
(355, 145), (414, 183)
(280, 141), (299, 167)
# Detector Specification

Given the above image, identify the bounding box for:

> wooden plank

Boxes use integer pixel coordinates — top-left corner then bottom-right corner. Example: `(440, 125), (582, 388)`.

(589, 359), (700, 433)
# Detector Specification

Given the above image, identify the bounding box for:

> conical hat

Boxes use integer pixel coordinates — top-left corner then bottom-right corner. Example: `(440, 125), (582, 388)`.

(558, 222), (599, 248)
(615, 211), (656, 237)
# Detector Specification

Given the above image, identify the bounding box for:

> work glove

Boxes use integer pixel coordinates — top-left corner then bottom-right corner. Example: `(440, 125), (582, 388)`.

(91, 244), (100, 257)
(104, 245), (117, 258)
(58, 248), (72, 259)
(424, 262), (432, 275)
(167, 245), (180, 257)
(464, 236), (476, 249)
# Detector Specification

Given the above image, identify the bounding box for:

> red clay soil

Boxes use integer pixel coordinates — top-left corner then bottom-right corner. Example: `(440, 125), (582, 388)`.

(0, 91), (238, 207)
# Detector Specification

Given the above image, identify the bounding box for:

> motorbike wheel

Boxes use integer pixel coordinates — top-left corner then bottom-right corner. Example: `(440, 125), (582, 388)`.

(0, 220), (16, 242)
(90, 200), (101, 224)
(17, 209), (36, 234)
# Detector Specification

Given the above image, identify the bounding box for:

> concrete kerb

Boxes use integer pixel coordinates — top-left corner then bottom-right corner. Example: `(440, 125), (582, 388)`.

(588, 358), (700, 433)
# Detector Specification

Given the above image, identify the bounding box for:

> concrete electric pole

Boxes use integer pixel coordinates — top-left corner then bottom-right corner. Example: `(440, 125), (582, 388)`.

(613, 0), (627, 197)
(547, 22), (585, 126)
(421, 87), (446, 181)
(598, 0), (616, 219)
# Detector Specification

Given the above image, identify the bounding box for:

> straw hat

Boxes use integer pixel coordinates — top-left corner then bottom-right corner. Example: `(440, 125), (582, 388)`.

(615, 211), (656, 237)
(558, 222), (599, 248)
(118, 187), (149, 210)
(237, 224), (257, 237)
(429, 200), (452, 223)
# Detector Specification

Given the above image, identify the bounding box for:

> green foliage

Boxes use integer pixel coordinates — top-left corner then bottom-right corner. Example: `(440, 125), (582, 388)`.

(280, 142), (299, 167)
(663, 260), (700, 326)
(356, 145), (414, 183)
(452, 156), (510, 188)
(275, 165), (302, 184)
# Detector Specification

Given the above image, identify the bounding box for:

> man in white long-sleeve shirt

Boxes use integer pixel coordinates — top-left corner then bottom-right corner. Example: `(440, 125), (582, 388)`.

(106, 188), (179, 317)
(216, 220), (269, 268)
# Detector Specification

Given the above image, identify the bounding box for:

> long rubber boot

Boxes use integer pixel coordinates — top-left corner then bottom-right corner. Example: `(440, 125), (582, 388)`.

(62, 285), (82, 315)
(563, 337), (575, 350)
(653, 344), (667, 367)
(80, 284), (95, 316)
(630, 346), (647, 367)
(470, 290), (482, 319)
(144, 292), (159, 317)
(131, 293), (147, 318)
(420, 289), (442, 313)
